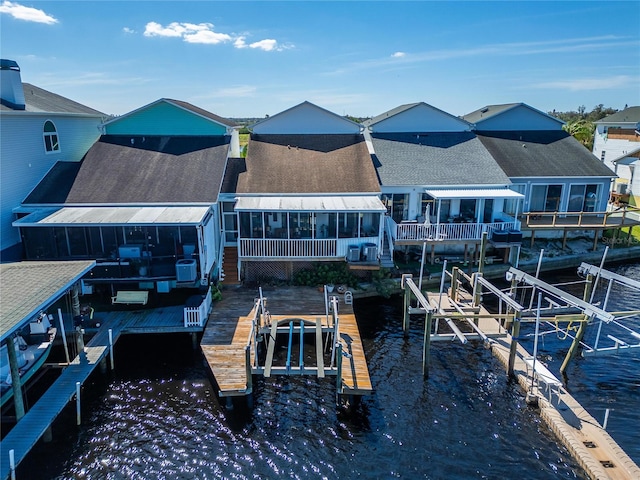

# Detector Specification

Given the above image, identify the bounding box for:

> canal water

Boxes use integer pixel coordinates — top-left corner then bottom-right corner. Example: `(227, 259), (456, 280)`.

(17, 263), (638, 479)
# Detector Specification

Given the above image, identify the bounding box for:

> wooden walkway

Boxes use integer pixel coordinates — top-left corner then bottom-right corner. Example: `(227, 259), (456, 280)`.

(0, 305), (202, 480)
(201, 286), (372, 398)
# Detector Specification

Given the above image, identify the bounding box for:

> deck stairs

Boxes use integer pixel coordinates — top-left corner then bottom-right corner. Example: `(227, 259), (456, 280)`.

(221, 247), (241, 285)
(380, 232), (395, 269)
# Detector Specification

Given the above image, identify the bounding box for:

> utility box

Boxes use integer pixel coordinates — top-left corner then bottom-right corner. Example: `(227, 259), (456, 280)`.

(347, 245), (360, 262)
(176, 259), (197, 282)
(363, 243), (378, 262)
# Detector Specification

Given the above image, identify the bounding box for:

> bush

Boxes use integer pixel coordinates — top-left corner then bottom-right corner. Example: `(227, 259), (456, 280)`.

(293, 263), (360, 288)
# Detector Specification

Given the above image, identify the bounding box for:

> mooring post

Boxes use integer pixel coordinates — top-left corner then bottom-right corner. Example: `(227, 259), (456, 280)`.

(43, 425), (53, 443)
(402, 274), (412, 336)
(9, 449), (15, 480)
(335, 342), (343, 406)
(7, 334), (26, 421)
(76, 381), (81, 425)
(108, 328), (114, 370)
(560, 274), (593, 374)
(603, 408), (611, 430)
(507, 310), (522, 377)
(245, 345), (252, 398)
(422, 310), (433, 379)
(450, 266), (458, 304)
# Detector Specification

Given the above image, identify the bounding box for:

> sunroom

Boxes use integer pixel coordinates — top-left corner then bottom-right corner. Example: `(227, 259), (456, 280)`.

(13, 206), (217, 290)
(235, 196), (385, 260)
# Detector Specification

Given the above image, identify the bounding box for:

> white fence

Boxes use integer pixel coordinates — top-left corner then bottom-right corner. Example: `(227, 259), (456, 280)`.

(183, 287), (212, 328)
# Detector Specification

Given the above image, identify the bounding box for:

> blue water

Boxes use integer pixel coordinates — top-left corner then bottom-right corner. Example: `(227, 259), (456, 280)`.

(16, 263), (639, 479)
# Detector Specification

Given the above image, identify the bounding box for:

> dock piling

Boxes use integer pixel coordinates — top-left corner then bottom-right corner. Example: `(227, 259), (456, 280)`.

(58, 308), (70, 364)
(108, 328), (114, 370)
(603, 408), (611, 430)
(75, 381), (81, 425)
(9, 449), (15, 480)
(422, 310), (433, 378)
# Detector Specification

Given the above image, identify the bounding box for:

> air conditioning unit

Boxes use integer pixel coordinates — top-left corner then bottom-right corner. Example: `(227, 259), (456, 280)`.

(347, 245), (360, 262)
(176, 259), (197, 282)
(363, 242), (378, 262)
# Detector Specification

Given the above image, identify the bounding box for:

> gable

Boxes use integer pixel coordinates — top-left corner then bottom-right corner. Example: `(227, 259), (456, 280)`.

(105, 100), (229, 136)
(367, 103), (470, 133)
(251, 102), (361, 134)
(470, 104), (564, 131)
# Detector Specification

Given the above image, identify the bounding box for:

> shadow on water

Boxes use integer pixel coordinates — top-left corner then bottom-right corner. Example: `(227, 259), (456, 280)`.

(18, 296), (592, 479)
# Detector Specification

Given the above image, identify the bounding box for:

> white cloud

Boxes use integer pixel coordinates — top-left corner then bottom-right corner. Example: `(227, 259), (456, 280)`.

(123, 27), (135, 34)
(392, 52), (406, 58)
(234, 36), (284, 52)
(0, 1), (57, 24)
(529, 75), (636, 91)
(184, 30), (232, 45)
(144, 21), (188, 38)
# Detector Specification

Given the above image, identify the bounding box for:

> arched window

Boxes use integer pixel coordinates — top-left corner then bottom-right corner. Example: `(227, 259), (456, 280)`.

(43, 120), (59, 153)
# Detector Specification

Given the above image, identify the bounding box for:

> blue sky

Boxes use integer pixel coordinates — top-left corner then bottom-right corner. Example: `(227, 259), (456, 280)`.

(2, 1), (639, 118)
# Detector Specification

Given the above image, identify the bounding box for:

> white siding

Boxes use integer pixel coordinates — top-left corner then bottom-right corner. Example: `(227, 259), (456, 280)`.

(252, 102), (361, 134)
(474, 105), (563, 131)
(370, 104), (470, 133)
(0, 113), (102, 252)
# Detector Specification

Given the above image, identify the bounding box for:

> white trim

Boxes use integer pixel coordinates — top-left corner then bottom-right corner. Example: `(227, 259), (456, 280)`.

(234, 196), (386, 212)
(424, 188), (525, 199)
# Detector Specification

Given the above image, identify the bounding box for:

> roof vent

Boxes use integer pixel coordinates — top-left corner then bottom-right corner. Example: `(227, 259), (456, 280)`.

(0, 59), (26, 110)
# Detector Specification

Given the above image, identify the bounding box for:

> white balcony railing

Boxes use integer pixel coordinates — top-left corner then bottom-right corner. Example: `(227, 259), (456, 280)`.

(239, 237), (381, 259)
(392, 219), (518, 242)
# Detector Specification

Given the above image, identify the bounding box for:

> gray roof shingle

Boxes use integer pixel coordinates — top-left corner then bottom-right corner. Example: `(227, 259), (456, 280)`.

(0, 83), (105, 115)
(24, 135), (230, 205)
(237, 134), (380, 194)
(595, 106), (640, 124)
(476, 130), (616, 178)
(368, 131), (511, 186)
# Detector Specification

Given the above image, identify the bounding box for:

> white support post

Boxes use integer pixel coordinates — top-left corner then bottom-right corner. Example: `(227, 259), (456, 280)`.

(58, 308), (70, 364)
(9, 449), (15, 480)
(76, 381), (81, 425)
(108, 329), (114, 370)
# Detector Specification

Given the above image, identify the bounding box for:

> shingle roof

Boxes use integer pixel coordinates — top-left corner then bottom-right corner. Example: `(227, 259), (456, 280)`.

(367, 131), (511, 186)
(23, 162), (82, 204)
(0, 83), (105, 115)
(1, 260), (95, 340)
(462, 103), (520, 124)
(476, 130), (616, 178)
(237, 134), (380, 194)
(24, 135), (230, 205)
(362, 103), (421, 127)
(220, 157), (246, 194)
(595, 106), (640, 124)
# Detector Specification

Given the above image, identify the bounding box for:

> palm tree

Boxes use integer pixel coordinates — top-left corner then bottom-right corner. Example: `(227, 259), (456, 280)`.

(563, 119), (595, 151)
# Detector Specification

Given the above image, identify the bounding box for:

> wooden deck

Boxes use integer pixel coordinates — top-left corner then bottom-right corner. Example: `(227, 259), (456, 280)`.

(201, 286), (372, 398)
(0, 305), (203, 480)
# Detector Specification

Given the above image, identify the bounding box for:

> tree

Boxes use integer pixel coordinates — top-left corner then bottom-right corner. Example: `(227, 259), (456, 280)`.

(563, 119), (595, 150)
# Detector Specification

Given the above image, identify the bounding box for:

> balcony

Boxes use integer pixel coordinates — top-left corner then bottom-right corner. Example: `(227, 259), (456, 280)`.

(239, 237), (379, 259)
(389, 216), (519, 243)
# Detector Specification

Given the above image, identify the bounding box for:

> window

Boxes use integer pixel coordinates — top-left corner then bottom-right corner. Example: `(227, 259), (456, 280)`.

(530, 184), (562, 212)
(601, 151), (606, 161)
(568, 184), (599, 212)
(381, 194), (408, 223)
(43, 120), (60, 153)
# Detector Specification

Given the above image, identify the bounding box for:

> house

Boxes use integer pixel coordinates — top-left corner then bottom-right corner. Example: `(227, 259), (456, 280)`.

(592, 106), (640, 206)
(222, 101), (386, 282)
(0, 59), (106, 261)
(364, 102), (524, 263)
(13, 99), (238, 293)
(464, 103), (617, 239)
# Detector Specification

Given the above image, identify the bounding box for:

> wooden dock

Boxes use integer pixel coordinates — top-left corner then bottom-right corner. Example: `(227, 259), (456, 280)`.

(0, 305), (203, 480)
(201, 286), (372, 399)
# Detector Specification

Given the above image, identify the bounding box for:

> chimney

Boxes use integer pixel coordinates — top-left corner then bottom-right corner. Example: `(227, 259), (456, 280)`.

(0, 59), (26, 110)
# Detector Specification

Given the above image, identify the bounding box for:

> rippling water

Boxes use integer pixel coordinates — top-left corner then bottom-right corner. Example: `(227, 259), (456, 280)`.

(19, 263), (638, 479)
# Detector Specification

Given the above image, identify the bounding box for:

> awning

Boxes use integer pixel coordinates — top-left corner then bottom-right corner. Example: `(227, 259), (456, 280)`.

(13, 206), (211, 227)
(234, 196), (386, 212)
(425, 188), (524, 200)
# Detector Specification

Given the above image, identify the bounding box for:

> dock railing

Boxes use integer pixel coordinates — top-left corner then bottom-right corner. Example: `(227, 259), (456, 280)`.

(183, 287), (212, 327)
